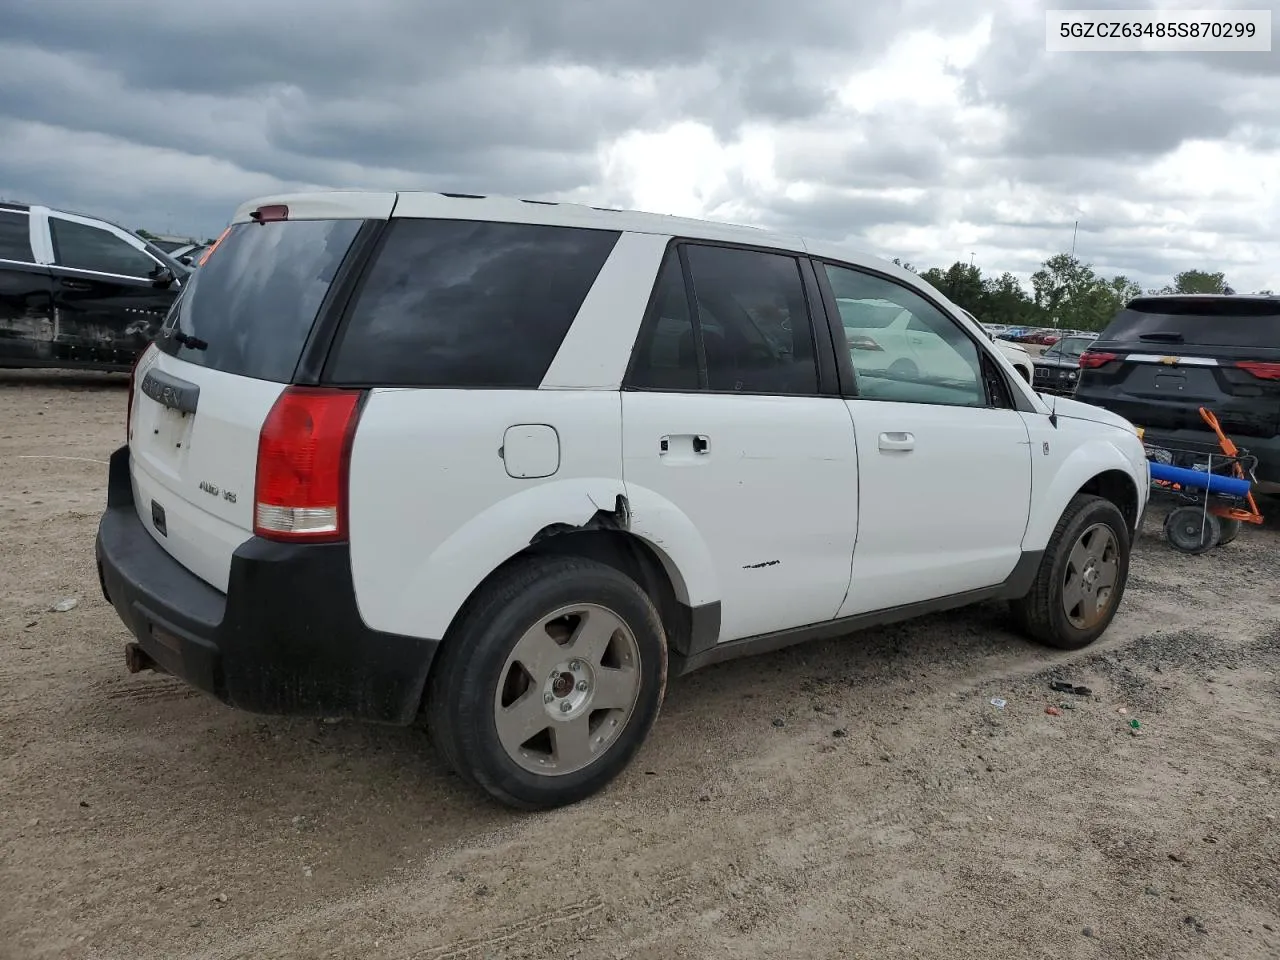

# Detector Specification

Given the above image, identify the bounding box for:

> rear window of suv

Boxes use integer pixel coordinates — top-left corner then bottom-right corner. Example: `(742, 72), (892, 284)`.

(157, 218), (363, 382)
(327, 219), (620, 388)
(1101, 297), (1280, 349)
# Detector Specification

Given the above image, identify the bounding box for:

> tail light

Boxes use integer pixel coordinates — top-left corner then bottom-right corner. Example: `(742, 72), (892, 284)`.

(254, 387), (364, 542)
(1078, 351), (1118, 369)
(846, 335), (883, 351)
(1237, 361), (1280, 380)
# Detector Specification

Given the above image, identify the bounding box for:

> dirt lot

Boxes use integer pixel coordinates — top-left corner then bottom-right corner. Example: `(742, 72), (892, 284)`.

(2, 370), (1278, 960)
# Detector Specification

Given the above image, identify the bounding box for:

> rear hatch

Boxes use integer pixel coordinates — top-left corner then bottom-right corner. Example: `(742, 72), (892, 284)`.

(127, 205), (380, 592)
(1074, 296), (1280, 442)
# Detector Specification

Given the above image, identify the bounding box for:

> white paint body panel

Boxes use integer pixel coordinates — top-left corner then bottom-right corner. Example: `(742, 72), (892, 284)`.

(347, 389), (626, 640)
(127, 348), (284, 591)
(1018, 401), (1149, 550)
(123, 191), (1151, 654)
(839, 403), (1032, 614)
(621, 393), (859, 642)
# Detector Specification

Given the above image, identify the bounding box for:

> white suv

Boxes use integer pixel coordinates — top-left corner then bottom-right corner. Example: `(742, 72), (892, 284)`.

(95, 192), (1150, 810)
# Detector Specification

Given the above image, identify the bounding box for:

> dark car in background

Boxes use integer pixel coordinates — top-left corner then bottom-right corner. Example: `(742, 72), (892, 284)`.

(1074, 295), (1280, 493)
(0, 202), (184, 371)
(1032, 333), (1098, 396)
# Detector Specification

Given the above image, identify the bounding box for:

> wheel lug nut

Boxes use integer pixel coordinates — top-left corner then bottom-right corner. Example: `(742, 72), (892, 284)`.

(577, 680), (588, 692)
(559, 700), (573, 713)
(543, 693), (554, 704)
(569, 660), (582, 672)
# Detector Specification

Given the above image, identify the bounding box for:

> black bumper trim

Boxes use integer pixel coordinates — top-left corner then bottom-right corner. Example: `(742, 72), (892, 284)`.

(95, 445), (438, 725)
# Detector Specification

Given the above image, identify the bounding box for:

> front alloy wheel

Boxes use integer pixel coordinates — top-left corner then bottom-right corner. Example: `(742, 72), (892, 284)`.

(1060, 523), (1120, 630)
(1011, 493), (1132, 650)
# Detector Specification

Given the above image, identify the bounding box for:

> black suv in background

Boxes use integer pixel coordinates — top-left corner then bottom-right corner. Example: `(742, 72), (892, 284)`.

(0, 202), (185, 371)
(1074, 295), (1280, 493)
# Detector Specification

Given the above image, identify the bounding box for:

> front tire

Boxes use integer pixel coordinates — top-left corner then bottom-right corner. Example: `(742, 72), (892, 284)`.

(425, 556), (668, 810)
(1011, 494), (1131, 650)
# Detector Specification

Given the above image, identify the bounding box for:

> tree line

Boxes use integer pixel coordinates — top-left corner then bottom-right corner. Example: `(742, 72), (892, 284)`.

(891, 255), (1272, 332)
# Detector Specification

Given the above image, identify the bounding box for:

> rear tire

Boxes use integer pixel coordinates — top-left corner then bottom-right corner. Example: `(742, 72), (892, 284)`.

(1010, 494), (1131, 650)
(425, 556), (668, 810)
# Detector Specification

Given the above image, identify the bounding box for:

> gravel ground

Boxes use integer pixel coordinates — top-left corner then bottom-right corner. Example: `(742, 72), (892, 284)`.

(2, 369), (1278, 960)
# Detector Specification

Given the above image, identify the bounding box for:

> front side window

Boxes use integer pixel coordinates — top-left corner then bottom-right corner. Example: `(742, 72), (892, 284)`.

(824, 262), (986, 407)
(50, 218), (161, 278)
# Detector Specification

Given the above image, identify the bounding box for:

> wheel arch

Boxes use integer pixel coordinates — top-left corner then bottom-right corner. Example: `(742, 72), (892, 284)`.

(1024, 441), (1144, 550)
(441, 525), (704, 665)
(1078, 468), (1140, 533)
(408, 482), (722, 700)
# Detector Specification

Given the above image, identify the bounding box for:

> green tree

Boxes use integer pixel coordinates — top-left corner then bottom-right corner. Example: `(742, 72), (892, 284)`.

(980, 271), (1042, 327)
(1030, 254), (1094, 327)
(1171, 269), (1228, 294)
(1029, 254), (1137, 331)
(920, 261), (985, 315)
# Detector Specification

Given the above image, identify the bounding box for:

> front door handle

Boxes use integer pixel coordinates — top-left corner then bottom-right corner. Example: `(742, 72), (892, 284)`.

(59, 278), (92, 291)
(878, 431), (915, 452)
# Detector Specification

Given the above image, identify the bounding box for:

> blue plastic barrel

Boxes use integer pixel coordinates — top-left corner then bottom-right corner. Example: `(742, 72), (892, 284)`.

(1148, 461), (1251, 497)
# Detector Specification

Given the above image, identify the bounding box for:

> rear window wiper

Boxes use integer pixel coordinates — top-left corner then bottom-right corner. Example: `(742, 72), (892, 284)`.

(1138, 332), (1184, 343)
(173, 330), (209, 351)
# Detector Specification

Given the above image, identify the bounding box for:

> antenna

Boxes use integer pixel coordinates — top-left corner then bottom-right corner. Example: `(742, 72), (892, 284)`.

(1049, 391), (1059, 428)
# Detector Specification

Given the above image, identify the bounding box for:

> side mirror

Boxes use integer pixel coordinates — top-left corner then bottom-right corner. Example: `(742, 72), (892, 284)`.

(177, 254), (194, 266)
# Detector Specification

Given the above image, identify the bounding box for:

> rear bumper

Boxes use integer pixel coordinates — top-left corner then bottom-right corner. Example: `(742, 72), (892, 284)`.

(94, 445), (438, 724)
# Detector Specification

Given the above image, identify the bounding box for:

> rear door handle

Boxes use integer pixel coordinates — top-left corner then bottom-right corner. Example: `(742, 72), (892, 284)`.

(658, 434), (710, 456)
(59, 278), (92, 291)
(878, 431), (915, 452)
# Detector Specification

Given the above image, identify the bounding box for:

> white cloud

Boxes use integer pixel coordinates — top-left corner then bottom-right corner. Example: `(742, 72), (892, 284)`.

(0, 0), (1275, 293)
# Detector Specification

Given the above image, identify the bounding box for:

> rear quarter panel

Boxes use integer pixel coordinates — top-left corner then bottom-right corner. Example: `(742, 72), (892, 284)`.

(346, 389), (629, 640)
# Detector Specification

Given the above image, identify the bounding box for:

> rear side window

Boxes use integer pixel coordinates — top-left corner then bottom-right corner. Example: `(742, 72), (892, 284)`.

(627, 251), (701, 391)
(1102, 299), (1280, 348)
(0, 211), (33, 262)
(158, 218), (363, 382)
(684, 244), (819, 395)
(328, 219), (620, 388)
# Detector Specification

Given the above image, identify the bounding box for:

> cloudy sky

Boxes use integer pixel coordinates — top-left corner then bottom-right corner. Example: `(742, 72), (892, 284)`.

(1, 0), (1276, 292)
